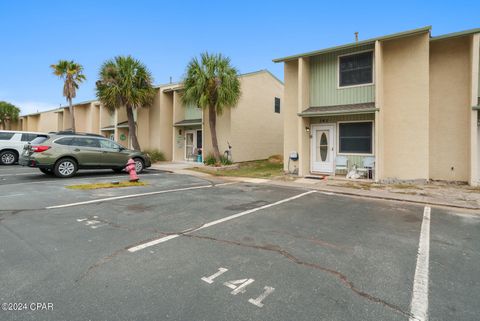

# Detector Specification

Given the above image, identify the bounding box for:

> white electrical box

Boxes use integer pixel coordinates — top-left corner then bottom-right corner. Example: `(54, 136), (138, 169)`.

(289, 151), (299, 161)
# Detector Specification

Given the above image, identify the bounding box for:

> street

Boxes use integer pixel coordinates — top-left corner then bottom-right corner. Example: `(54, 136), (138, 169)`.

(0, 165), (479, 321)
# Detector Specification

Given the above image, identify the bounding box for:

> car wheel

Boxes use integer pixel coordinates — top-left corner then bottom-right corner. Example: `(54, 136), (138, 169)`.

(39, 168), (54, 176)
(0, 150), (17, 165)
(54, 158), (78, 178)
(133, 158), (144, 173)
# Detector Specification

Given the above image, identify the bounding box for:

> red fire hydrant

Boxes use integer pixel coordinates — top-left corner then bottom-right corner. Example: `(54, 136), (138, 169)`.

(125, 158), (139, 182)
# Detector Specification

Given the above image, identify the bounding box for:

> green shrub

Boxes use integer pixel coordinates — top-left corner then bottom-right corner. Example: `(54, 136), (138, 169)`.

(203, 153), (217, 166)
(143, 149), (165, 163)
(220, 155), (232, 165)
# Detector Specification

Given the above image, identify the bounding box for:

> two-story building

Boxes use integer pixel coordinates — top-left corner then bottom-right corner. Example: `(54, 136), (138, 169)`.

(274, 26), (480, 185)
(16, 70), (284, 163)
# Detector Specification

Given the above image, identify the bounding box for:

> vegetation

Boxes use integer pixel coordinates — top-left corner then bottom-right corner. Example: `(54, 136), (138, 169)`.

(0, 101), (20, 129)
(203, 153), (232, 166)
(96, 56), (156, 151)
(143, 149), (166, 163)
(66, 181), (146, 190)
(51, 60), (86, 132)
(193, 157), (283, 178)
(182, 52), (241, 163)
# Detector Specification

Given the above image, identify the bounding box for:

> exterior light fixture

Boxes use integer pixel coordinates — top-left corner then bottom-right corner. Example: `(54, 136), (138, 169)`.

(305, 126), (310, 133)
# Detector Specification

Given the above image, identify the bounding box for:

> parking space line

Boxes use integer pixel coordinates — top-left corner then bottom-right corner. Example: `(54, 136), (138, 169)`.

(409, 206), (431, 321)
(0, 193), (24, 198)
(46, 184), (213, 209)
(127, 190), (316, 253)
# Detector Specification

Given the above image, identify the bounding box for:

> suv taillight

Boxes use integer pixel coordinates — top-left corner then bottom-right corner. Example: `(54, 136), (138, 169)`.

(32, 145), (51, 153)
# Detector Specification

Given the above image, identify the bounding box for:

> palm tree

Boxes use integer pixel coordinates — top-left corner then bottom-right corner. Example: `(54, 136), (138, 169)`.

(51, 60), (86, 132)
(182, 52), (241, 162)
(96, 56), (156, 151)
(0, 101), (20, 130)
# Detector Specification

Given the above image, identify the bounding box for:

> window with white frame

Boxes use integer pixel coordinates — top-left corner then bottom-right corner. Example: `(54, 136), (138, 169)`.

(339, 122), (373, 154)
(339, 51), (373, 87)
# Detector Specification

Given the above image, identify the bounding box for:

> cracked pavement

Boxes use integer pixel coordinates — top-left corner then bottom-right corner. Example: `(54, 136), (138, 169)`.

(1, 165), (479, 321)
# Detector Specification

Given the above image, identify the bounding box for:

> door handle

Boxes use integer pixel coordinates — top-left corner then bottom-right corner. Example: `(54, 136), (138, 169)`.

(74, 148), (80, 152)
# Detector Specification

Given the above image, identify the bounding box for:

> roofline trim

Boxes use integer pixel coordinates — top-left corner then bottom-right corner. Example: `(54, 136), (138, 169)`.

(297, 108), (379, 117)
(273, 26), (431, 63)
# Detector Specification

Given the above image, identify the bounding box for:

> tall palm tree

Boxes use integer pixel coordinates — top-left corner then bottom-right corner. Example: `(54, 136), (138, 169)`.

(51, 60), (86, 132)
(182, 52), (241, 162)
(96, 56), (156, 151)
(0, 101), (20, 130)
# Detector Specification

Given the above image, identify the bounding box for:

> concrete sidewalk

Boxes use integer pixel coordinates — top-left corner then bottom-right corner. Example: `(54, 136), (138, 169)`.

(151, 162), (480, 211)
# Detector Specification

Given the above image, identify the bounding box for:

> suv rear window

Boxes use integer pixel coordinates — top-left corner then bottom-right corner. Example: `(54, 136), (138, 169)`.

(55, 137), (74, 145)
(72, 137), (101, 148)
(0, 132), (14, 140)
(30, 135), (49, 145)
(21, 133), (39, 142)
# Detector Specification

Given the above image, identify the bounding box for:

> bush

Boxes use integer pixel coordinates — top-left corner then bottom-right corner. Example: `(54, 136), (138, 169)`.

(143, 149), (165, 163)
(203, 153), (217, 166)
(203, 153), (233, 166)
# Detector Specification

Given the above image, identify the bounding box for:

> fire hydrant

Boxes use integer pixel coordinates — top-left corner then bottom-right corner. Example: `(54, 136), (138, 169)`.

(125, 158), (139, 182)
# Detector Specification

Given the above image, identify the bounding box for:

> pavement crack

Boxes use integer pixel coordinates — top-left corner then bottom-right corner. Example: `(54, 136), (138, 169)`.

(184, 233), (416, 319)
(75, 248), (126, 283)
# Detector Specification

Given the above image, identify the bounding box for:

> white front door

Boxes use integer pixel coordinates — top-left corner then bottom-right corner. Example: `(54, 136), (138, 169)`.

(311, 124), (335, 173)
(185, 130), (196, 160)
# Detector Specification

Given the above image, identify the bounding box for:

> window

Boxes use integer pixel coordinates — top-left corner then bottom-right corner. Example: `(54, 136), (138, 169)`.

(339, 122), (373, 154)
(274, 97), (281, 113)
(72, 137), (100, 148)
(99, 139), (121, 150)
(55, 137), (74, 146)
(30, 135), (49, 145)
(339, 51), (373, 87)
(21, 133), (38, 142)
(0, 132), (14, 140)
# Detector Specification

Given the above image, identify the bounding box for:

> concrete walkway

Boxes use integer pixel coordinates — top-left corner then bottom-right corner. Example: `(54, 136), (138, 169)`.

(150, 163), (480, 211)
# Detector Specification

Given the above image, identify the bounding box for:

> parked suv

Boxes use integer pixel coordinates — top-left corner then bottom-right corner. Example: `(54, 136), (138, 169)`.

(0, 130), (47, 165)
(19, 132), (151, 178)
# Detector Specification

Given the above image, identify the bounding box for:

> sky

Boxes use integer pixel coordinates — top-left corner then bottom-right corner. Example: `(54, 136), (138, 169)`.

(0, 0), (479, 115)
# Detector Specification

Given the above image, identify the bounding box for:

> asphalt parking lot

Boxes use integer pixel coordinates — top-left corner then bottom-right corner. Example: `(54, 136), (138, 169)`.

(0, 165), (479, 321)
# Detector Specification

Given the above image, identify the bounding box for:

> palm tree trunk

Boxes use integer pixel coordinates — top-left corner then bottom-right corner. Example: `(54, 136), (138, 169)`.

(208, 105), (221, 162)
(126, 105), (141, 150)
(68, 98), (76, 132)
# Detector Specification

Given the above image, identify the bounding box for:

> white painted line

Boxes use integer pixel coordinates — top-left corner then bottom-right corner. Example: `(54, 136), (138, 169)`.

(128, 190), (316, 252)
(214, 182), (238, 187)
(0, 172), (37, 177)
(249, 286), (275, 308)
(320, 191), (334, 195)
(409, 206), (431, 321)
(0, 193), (24, 198)
(46, 184), (212, 209)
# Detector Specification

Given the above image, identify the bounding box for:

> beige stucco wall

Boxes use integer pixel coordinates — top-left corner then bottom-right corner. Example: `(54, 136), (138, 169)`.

(283, 60), (299, 173)
(380, 32), (430, 180)
(137, 107), (150, 150)
(429, 36), (471, 181)
(37, 110), (58, 132)
(203, 104), (231, 160)
(172, 91), (186, 161)
(230, 71), (284, 162)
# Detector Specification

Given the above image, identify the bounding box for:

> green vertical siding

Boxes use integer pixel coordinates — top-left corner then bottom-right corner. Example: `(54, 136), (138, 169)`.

(309, 45), (375, 107)
(184, 104), (202, 120)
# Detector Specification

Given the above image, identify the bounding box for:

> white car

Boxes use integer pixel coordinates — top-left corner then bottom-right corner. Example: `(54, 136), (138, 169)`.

(0, 130), (48, 165)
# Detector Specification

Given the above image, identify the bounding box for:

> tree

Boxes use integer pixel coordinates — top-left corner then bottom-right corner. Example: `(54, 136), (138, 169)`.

(51, 60), (86, 132)
(96, 56), (156, 151)
(182, 52), (241, 162)
(0, 101), (20, 130)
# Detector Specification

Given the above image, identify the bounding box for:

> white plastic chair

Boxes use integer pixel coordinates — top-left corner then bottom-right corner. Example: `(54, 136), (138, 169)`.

(335, 156), (349, 174)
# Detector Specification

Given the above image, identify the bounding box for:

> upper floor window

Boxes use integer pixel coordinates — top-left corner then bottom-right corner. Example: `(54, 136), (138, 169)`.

(338, 51), (373, 87)
(274, 97), (281, 113)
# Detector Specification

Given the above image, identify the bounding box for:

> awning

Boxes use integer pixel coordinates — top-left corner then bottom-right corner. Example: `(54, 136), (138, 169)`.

(298, 102), (378, 117)
(117, 121), (135, 129)
(101, 126), (115, 131)
(174, 119), (202, 127)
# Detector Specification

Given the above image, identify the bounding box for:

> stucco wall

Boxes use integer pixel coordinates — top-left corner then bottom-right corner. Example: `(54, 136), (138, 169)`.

(429, 36), (471, 181)
(37, 110), (58, 132)
(380, 33), (430, 180)
(230, 71), (284, 162)
(156, 89), (173, 160)
(203, 105), (231, 160)
(283, 60), (299, 173)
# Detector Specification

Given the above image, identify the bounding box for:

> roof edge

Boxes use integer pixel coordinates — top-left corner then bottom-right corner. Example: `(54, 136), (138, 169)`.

(273, 26), (431, 63)
(431, 28), (480, 42)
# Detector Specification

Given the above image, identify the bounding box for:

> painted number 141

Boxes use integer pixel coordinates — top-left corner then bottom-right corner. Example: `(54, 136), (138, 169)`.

(201, 267), (275, 308)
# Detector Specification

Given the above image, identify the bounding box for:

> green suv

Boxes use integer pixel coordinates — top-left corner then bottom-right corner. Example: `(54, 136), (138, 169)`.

(19, 132), (151, 178)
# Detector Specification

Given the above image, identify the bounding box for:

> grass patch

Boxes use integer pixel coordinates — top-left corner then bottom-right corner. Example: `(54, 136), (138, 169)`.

(66, 181), (147, 190)
(191, 158), (284, 178)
